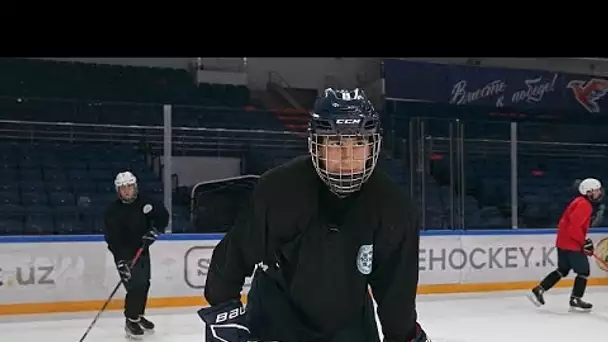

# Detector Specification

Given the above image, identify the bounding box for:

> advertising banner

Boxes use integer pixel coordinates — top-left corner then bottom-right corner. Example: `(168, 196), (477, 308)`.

(1, 231), (607, 314)
(383, 59), (608, 118)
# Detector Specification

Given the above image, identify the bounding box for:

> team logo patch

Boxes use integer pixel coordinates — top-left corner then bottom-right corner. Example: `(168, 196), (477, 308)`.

(357, 244), (374, 275)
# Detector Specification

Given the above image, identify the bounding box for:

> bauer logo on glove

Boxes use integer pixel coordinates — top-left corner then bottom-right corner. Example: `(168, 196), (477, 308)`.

(198, 300), (250, 342)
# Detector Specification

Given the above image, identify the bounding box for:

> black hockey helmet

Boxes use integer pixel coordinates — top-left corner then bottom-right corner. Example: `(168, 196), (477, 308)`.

(308, 88), (382, 197)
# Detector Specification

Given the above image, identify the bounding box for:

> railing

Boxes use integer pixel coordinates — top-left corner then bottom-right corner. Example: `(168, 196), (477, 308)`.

(0, 119), (304, 155)
(426, 136), (608, 158)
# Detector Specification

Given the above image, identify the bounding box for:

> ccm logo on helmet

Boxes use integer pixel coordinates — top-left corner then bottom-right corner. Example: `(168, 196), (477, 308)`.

(336, 119), (361, 124)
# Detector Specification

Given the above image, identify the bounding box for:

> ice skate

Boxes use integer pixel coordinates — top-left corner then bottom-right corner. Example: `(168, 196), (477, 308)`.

(138, 315), (155, 333)
(569, 297), (592, 312)
(125, 318), (144, 339)
(526, 285), (545, 307)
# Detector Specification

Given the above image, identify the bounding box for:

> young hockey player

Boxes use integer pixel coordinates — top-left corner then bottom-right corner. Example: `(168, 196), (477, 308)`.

(198, 88), (430, 342)
(103, 171), (169, 338)
(528, 177), (603, 312)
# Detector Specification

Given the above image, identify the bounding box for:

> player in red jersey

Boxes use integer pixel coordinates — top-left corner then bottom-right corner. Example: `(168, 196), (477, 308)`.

(528, 178), (603, 312)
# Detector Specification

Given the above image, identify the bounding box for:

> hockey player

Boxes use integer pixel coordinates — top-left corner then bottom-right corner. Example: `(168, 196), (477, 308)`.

(528, 177), (603, 312)
(197, 88), (430, 342)
(103, 171), (169, 338)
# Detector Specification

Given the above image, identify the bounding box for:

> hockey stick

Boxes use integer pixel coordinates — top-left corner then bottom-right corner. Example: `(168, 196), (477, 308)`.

(77, 246), (145, 342)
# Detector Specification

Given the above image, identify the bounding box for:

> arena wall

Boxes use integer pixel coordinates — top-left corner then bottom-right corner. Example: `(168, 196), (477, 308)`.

(1, 229), (608, 316)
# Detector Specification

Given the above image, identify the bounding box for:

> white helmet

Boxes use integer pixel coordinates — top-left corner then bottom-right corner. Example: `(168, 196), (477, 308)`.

(114, 171), (138, 203)
(115, 171), (137, 188)
(579, 178), (602, 195)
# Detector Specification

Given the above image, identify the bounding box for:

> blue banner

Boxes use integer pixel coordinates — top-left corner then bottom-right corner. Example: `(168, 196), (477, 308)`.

(384, 59), (608, 114)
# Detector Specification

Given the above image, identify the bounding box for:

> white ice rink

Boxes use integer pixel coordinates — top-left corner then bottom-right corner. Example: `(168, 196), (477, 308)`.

(2, 287), (607, 342)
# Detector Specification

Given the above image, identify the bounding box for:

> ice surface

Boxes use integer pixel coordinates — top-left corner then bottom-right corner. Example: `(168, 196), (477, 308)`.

(2, 287), (608, 342)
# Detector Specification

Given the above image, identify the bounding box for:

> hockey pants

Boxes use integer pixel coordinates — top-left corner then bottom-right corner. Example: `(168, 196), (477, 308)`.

(540, 248), (590, 298)
(121, 253), (151, 319)
(246, 268), (381, 342)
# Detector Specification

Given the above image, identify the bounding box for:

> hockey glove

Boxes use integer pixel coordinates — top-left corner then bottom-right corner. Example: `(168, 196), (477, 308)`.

(142, 229), (159, 247)
(583, 238), (594, 256)
(409, 322), (431, 342)
(197, 300), (250, 342)
(116, 260), (131, 283)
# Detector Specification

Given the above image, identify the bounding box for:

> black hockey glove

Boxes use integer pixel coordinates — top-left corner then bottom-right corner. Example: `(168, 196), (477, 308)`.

(142, 229), (159, 247)
(409, 322), (431, 342)
(116, 260), (131, 283)
(583, 238), (594, 256)
(197, 300), (249, 342)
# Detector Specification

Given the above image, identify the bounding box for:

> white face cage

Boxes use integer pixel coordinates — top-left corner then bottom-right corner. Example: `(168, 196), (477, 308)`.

(309, 132), (382, 197)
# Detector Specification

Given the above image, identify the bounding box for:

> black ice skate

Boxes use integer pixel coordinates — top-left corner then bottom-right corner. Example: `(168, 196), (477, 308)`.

(527, 285), (545, 307)
(569, 297), (592, 312)
(125, 318), (144, 339)
(138, 316), (155, 333)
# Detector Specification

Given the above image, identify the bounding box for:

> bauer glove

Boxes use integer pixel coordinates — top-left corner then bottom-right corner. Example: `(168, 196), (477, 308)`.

(116, 260), (131, 283)
(583, 238), (594, 256)
(198, 300), (250, 342)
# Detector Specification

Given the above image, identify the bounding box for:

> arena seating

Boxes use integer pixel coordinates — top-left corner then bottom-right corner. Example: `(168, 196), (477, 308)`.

(0, 58), (250, 107)
(3, 57), (583, 233)
(385, 102), (608, 229)
(0, 142), (195, 235)
(0, 97), (287, 131)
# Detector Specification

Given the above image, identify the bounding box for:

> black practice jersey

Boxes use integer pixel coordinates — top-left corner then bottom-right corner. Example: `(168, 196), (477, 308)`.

(205, 156), (420, 342)
(103, 195), (169, 262)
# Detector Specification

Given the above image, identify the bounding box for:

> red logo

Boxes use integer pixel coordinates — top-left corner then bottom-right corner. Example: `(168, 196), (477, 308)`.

(567, 78), (608, 113)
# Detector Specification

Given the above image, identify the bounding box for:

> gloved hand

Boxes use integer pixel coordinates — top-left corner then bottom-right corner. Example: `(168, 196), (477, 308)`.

(583, 238), (594, 256)
(116, 260), (131, 283)
(142, 229), (159, 247)
(197, 300), (249, 342)
(409, 322), (431, 342)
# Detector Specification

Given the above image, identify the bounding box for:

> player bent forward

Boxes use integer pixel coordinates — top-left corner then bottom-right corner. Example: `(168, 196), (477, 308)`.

(103, 171), (169, 339)
(197, 88), (431, 342)
(528, 178), (603, 312)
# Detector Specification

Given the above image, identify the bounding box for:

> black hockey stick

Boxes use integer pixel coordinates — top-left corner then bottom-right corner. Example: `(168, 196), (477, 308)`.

(77, 246), (145, 342)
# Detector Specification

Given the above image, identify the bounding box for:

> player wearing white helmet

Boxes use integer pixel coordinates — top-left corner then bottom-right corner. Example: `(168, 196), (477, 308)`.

(103, 171), (170, 339)
(528, 177), (603, 312)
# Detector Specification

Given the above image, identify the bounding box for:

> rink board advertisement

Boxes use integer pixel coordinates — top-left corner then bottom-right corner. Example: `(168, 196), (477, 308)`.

(1, 230), (608, 315)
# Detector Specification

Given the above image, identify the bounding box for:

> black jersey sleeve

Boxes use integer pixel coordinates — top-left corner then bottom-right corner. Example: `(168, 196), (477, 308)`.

(103, 205), (131, 262)
(369, 198), (420, 342)
(204, 184), (267, 305)
(147, 199), (170, 231)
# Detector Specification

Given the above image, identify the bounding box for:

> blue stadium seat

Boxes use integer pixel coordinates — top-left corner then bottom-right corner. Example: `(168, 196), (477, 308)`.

(25, 214), (54, 234)
(22, 191), (49, 206)
(49, 192), (75, 207)
(68, 169), (90, 181)
(54, 206), (83, 234)
(0, 190), (20, 205)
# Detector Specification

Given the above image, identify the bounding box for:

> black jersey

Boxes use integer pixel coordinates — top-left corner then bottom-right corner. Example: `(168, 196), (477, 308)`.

(205, 156), (420, 342)
(103, 195), (169, 262)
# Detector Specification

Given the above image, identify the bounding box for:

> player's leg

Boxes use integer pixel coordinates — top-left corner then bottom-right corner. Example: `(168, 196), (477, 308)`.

(135, 254), (154, 331)
(328, 291), (381, 342)
(529, 248), (571, 306)
(246, 269), (306, 342)
(568, 251), (592, 311)
(124, 255), (151, 338)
